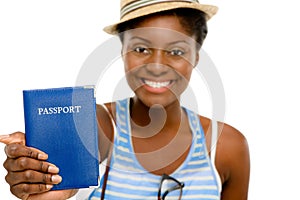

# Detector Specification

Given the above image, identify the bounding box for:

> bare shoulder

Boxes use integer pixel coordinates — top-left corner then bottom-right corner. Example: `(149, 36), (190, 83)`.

(216, 122), (250, 199)
(217, 122), (249, 154)
(199, 116), (250, 199)
(199, 115), (249, 160)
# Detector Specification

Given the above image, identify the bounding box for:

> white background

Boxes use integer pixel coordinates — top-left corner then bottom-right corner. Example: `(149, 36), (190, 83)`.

(1, 0), (300, 199)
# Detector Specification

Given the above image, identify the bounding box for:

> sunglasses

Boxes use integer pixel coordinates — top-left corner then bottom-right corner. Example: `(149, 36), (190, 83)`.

(158, 174), (185, 200)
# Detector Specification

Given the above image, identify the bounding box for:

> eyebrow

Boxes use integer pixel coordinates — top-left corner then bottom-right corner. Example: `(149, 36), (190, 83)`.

(129, 36), (190, 46)
(129, 36), (151, 44)
(168, 40), (190, 46)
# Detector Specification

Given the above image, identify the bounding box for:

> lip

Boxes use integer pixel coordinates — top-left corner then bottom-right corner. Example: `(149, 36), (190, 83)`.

(140, 78), (174, 94)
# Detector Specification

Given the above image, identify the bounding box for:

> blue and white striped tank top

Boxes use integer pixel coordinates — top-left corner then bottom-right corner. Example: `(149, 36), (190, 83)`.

(89, 98), (221, 200)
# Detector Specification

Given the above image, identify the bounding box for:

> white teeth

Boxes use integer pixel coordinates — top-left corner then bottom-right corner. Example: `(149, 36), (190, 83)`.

(144, 80), (171, 88)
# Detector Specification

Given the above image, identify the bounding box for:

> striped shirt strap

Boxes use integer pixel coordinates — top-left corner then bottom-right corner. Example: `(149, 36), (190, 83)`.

(210, 120), (218, 162)
(121, 0), (199, 18)
(210, 119), (222, 192)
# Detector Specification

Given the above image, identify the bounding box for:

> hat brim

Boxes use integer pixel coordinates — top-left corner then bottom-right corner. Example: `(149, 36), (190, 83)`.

(104, 2), (218, 35)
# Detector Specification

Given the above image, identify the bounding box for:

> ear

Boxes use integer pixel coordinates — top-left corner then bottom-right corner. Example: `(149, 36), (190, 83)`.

(121, 49), (124, 60)
(194, 52), (200, 67)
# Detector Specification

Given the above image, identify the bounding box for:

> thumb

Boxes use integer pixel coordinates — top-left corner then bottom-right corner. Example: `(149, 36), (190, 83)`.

(0, 132), (25, 145)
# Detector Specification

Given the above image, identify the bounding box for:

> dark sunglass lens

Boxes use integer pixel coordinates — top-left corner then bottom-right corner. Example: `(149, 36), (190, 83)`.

(159, 174), (184, 200)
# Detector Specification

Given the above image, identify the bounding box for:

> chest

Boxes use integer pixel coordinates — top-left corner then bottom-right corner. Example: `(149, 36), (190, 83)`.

(132, 128), (193, 175)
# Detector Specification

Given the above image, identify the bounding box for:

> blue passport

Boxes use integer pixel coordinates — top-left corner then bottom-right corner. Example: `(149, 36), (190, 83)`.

(23, 86), (99, 190)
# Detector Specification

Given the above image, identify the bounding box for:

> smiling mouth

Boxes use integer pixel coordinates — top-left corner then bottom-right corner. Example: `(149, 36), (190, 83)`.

(142, 79), (173, 88)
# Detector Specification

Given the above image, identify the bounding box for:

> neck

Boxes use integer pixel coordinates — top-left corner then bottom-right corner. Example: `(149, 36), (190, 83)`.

(130, 96), (183, 138)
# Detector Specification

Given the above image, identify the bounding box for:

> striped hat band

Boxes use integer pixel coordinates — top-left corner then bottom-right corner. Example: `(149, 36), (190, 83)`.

(104, 0), (218, 35)
(121, 0), (199, 18)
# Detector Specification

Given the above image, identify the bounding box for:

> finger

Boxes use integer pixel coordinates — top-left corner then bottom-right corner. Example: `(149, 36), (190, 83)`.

(5, 143), (48, 160)
(27, 189), (77, 200)
(5, 170), (62, 186)
(0, 132), (25, 145)
(10, 183), (53, 199)
(3, 157), (59, 173)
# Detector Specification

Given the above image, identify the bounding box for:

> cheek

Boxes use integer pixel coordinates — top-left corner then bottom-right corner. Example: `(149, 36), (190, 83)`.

(123, 58), (144, 92)
(173, 60), (194, 80)
(186, 67), (193, 80)
(123, 54), (131, 71)
(123, 54), (144, 73)
(172, 65), (193, 92)
(125, 70), (140, 93)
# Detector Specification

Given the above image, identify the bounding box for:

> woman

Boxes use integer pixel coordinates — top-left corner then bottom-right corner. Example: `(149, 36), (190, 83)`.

(0, 0), (250, 199)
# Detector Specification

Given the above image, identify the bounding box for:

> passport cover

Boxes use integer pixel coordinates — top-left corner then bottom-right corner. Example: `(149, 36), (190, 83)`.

(23, 86), (99, 190)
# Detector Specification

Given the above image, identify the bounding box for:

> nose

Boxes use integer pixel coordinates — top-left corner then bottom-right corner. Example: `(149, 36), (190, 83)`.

(145, 49), (169, 76)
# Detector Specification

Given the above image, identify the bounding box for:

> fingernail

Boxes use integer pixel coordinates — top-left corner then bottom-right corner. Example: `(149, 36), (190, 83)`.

(38, 153), (48, 160)
(51, 175), (62, 183)
(46, 184), (53, 190)
(48, 165), (60, 173)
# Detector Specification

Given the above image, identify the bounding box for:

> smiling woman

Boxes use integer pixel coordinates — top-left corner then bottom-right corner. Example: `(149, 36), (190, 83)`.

(86, 1), (248, 199)
(0, 1), (250, 200)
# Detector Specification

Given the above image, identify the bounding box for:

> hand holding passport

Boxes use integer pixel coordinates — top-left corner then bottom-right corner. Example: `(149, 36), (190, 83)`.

(23, 86), (99, 190)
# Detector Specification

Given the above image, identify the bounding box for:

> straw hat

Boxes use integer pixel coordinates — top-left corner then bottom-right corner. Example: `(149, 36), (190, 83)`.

(104, 0), (218, 34)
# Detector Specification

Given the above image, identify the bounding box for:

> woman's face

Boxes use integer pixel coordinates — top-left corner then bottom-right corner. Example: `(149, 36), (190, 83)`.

(122, 15), (199, 107)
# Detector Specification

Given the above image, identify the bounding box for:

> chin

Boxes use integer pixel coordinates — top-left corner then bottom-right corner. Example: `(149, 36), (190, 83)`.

(135, 91), (180, 108)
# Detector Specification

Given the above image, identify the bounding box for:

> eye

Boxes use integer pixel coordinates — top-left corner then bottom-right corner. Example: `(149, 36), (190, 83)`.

(168, 49), (185, 56)
(133, 47), (150, 54)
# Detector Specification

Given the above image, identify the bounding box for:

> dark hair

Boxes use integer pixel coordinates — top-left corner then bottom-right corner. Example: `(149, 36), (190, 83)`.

(117, 8), (208, 49)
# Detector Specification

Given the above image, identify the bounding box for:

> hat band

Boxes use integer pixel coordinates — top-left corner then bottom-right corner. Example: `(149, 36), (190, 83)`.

(121, 0), (199, 18)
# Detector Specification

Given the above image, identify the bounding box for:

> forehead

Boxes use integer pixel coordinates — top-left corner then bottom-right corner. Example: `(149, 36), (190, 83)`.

(134, 15), (187, 32)
(122, 15), (196, 46)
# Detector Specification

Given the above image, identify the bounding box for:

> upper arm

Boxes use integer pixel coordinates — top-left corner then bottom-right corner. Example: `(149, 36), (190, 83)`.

(216, 124), (250, 200)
